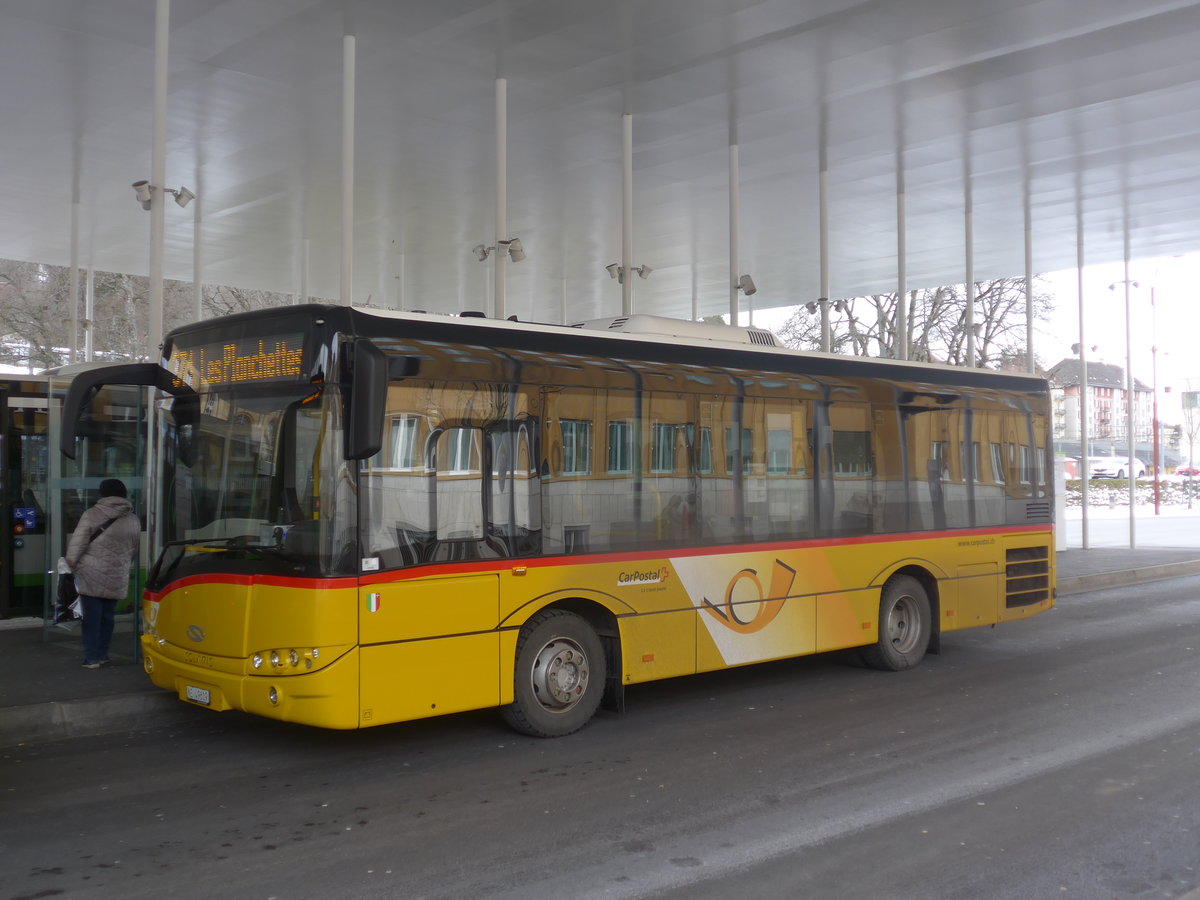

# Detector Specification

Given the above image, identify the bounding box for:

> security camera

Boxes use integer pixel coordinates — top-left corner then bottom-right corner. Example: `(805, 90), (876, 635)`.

(132, 180), (152, 210)
(505, 238), (525, 262)
(606, 263), (621, 280)
(636, 265), (652, 279)
(738, 274), (757, 296)
(472, 244), (491, 261)
(172, 186), (195, 208)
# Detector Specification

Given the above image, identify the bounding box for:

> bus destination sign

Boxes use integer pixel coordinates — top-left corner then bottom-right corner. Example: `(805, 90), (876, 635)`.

(168, 335), (305, 388)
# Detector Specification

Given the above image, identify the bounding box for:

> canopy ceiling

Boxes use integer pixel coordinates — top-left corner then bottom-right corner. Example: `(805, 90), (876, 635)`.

(2, 0), (1199, 324)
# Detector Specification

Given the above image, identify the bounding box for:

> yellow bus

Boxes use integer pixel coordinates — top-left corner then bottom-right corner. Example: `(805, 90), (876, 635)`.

(61, 306), (1054, 736)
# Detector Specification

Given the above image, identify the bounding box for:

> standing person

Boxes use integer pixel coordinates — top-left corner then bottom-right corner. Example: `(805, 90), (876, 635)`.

(65, 478), (140, 669)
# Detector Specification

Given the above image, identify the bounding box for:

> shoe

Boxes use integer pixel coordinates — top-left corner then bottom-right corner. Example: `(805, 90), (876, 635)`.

(82, 661), (102, 669)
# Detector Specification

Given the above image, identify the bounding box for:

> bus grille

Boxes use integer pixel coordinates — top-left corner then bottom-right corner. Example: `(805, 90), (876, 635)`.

(1025, 501), (1051, 520)
(747, 329), (777, 346)
(1005, 546), (1050, 608)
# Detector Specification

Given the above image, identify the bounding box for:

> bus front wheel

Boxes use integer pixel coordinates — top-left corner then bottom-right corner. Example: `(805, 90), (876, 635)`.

(860, 575), (931, 671)
(501, 609), (606, 738)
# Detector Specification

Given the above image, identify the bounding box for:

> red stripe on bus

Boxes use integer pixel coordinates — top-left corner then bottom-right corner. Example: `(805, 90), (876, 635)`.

(146, 523), (1051, 596)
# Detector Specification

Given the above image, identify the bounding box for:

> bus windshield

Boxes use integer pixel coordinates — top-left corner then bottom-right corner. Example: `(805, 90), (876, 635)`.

(152, 380), (356, 585)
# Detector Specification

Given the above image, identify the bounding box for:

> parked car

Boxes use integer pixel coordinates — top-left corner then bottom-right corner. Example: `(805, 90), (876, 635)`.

(1176, 464), (1200, 477)
(1085, 456), (1146, 479)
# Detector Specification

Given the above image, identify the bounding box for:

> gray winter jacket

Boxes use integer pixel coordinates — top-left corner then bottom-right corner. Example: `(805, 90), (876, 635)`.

(65, 496), (140, 601)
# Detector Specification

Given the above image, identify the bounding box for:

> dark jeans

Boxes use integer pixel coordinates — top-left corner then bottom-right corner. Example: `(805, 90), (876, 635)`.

(80, 594), (118, 664)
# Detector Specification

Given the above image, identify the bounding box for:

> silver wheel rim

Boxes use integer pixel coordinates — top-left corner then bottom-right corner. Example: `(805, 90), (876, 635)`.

(885, 594), (922, 654)
(529, 636), (590, 712)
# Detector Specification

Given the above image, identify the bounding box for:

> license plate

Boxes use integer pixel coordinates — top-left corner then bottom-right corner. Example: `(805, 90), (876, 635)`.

(185, 685), (211, 706)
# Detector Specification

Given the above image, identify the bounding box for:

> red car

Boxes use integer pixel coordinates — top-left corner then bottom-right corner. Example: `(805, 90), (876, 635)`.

(1177, 465), (1200, 476)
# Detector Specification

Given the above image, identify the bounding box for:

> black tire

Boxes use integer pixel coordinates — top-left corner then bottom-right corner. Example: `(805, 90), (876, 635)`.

(859, 575), (931, 671)
(1116, 469), (1125, 479)
(500, 609), (606, 738)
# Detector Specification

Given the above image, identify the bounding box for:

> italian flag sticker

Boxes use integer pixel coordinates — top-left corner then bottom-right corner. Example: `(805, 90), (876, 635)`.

(367, 593), (381, 613)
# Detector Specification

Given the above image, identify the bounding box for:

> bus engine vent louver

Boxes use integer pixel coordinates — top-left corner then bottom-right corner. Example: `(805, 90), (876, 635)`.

(607, 317), (630, 330)
(1005, 546), (1050, 608)
(746, 329), (778, 346)
(1025, 501), (1051, 520)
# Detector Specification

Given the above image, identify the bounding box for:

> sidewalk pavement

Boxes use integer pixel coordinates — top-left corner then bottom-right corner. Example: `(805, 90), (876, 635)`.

(4, 547), (1200, 748)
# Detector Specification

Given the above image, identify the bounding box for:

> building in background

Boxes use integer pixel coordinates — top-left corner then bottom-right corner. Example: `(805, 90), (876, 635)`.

(1048, 357), (1179, 470)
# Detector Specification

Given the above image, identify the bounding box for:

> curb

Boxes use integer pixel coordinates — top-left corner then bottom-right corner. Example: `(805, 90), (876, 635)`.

(1, 691), (201, 748)
(1056, 560), (1200, 596)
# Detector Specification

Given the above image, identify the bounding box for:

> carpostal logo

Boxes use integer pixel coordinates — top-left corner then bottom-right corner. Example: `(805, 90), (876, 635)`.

(701, 559), (797, 635)
(617, 566), (671, 587)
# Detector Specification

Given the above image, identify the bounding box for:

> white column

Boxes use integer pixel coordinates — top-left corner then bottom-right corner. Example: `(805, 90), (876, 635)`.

(1024, 188), (1035, 373)
(896, 183), (908, 360)
(341, 31), (356, 306)
(1123, 250), (1136, 548)
(192, 192), (203, 321)
(148, 0), (169, 361)
(622, 113), (633, 317)
(84, 267), (95, 362)
(964, 202), (975, 367)
(69, 200), (80, 364)
(819, 162), (831, 352)
(1077, 204), (1089, 549)
(729, 144), (740, 325)
(495, 77), (508, 319)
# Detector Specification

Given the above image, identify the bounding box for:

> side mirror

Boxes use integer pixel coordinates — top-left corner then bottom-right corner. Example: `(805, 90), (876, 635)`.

(345, 339), (387, 460)
(60, 363), (200, 463)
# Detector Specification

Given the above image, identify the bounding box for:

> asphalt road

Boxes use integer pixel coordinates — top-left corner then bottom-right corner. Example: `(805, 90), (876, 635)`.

(4, 577), (1200, 900)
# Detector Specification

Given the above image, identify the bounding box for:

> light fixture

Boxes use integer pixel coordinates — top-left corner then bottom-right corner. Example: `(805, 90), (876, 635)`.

(500, 238), (525, 262)
(132, 181), (196, 210)
(605, 263), (652, 284)
(474, 238), (526, 263)
(169, 186), (195, 208)
(132, 180), (152, 210)
(737, 274), (757, 296)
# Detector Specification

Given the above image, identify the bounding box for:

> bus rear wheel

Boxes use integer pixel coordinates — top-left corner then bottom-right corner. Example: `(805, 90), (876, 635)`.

(501, 609), (606, 738)
(859, 575), (931, 671)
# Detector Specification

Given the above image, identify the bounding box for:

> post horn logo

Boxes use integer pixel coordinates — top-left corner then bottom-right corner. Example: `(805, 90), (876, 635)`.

(700, 559), (797, 635)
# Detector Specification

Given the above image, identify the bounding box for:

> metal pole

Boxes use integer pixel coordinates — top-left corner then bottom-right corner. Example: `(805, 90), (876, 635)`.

(896, 182), (908, 360)
(622, 113), (633, 317)
(495, 77), (507, 319)
(730, 143), (740, 326)
(340, 30), (355, 306)
(84, 267), (94, 362)
(965, 202), (975, 367)
(148, 0), (169, 361)
(819, 164), (831, 352)
(69, 200), (79, 364)
(1123, 255), (1136, 548)
(192, 193), (203, 321)
(299, 237), (309, 305)
(1152, 287), (1161, 515)
(1025, 200), (1035, 373)
(1077, 213), (1089, 549)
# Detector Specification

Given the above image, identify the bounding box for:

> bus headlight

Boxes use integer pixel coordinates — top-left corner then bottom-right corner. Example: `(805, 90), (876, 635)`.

(288, 650), (300, 667)
(252, 654), (264, 669)
(268, 686), (279, 705)
(269, 651), (281, 667)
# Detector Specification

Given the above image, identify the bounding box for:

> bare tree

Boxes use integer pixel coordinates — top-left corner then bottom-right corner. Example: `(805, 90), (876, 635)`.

(775, 277), (1052, 369)
(0, 256), (302, 369)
